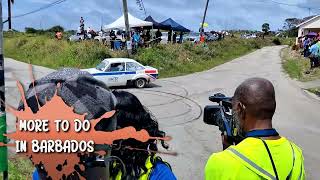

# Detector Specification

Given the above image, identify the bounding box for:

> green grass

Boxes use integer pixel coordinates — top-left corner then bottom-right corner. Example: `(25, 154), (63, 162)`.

(4, 32), (282, 78)
(308, 87), (320, 97)
(0, 156), (34, 180)
(281, 48), (320, 81)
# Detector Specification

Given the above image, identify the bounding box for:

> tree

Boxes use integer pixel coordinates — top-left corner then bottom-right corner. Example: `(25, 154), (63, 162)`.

(47, 25), (64, 32)
(281, 18), (303, 38)
(283, 18), (302, 30)
(262, 23), (270, 34)
(262, 23), (270, 38)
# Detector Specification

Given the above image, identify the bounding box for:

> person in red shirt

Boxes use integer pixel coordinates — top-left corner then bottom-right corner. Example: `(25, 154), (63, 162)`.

(200, 33), (205, 43)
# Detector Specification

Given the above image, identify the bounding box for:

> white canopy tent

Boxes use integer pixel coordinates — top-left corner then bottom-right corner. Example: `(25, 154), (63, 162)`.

(104, 13), (153, 30)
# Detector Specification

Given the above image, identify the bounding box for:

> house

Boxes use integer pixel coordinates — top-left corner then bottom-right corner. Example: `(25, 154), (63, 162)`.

(296, 15), (320, 37)
(296, 15), (320, 44)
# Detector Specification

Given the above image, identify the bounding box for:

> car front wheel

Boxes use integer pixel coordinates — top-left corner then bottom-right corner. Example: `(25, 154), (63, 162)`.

(135, 78), (147, 88)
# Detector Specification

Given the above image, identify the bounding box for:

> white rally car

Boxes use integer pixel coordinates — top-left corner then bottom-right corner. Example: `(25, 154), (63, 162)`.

(82, 58), (158, 88)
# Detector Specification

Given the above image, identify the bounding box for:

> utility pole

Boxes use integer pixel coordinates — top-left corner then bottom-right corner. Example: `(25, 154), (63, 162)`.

(0, 2), (8, 180)
(122, 0), (131, 55)
(200, 0), (210, 34)
(7, 0), (11, 30)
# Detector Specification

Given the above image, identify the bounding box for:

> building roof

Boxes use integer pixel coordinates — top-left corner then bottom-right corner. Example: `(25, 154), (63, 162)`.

(296, 15), (320, 28)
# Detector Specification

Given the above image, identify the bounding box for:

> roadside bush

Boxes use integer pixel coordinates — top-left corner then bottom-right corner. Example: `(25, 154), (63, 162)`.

(273, 38), (281, 45)
(25, 27), (37, 34)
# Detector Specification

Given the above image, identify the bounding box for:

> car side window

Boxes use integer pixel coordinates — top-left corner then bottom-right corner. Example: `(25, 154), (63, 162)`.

(106, 63), (125, 72)
(126, 62), (144, 71)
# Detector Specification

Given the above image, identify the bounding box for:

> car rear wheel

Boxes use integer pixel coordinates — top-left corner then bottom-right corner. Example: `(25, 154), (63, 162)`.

(135, 78), (147, 88)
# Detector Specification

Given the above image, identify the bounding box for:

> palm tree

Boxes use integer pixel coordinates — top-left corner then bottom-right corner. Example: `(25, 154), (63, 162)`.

(8, 0), (14, 30)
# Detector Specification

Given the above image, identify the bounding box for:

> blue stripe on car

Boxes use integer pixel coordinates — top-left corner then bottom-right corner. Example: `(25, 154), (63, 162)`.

(92, 71), (136, 76)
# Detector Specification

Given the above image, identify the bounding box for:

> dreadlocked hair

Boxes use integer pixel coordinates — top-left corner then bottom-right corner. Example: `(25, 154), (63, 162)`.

(110, 91), (169, 179)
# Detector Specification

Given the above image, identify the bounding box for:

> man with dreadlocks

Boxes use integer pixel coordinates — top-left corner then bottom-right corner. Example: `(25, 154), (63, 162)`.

(110, 91), (176, 180)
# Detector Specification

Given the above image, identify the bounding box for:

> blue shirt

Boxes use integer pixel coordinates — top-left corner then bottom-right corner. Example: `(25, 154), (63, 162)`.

(303, 39), (310, 48)
(149, 162), (177, 180)
(133, 34), (140, 43)
(309, 44), (319, 56)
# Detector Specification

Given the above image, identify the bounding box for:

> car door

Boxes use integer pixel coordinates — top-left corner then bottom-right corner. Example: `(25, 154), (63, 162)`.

(125, 62), (144, 80)
(104, 62), (127, 86)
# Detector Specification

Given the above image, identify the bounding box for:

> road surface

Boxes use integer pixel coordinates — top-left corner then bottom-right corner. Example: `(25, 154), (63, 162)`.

(4, 46), (320, 179)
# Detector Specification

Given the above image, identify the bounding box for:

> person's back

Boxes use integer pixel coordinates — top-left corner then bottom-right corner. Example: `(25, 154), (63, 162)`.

(111, 91), (176, 180)
(205, 78), (305, 180)
(309, 41), (319, 56)
(133, 33), (140, 43)
(206, 137), (304, 180)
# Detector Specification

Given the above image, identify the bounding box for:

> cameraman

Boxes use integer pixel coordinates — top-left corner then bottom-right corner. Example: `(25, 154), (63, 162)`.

(205, 78), (305, 180)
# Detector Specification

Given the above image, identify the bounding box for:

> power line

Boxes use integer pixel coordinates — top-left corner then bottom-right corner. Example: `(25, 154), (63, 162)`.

(256, 0), (320, 11)
(9, 0), (67, 19)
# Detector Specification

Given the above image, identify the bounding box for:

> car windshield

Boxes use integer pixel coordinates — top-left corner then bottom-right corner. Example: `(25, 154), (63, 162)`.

(96, 61), (107, 71)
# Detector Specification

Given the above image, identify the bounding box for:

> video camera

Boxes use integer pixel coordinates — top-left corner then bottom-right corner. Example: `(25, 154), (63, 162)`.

(203, 93), (243, 148)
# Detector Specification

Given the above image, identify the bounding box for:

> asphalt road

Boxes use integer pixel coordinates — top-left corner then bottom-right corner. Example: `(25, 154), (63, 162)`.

(4, 46), (320, 179)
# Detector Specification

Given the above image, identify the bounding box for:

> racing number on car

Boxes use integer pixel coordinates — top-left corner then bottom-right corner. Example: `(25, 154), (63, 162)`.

(109, 77), (119, 82)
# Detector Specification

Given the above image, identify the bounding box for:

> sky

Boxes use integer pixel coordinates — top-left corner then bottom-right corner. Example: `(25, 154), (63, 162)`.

(2, 0), (319, 32)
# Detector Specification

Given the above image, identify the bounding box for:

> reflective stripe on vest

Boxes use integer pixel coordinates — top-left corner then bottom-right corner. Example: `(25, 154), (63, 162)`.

(228, 148), (277, 180)
(298, 162), (303, 180)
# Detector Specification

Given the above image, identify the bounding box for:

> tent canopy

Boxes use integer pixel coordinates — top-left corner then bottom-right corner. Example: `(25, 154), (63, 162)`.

(144, 16), (171, 30)
(160, 18), (190, 32)
(104, 13), (153, 30)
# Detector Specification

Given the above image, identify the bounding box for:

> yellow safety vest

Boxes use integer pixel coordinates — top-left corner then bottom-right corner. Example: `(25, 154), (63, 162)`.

(205, 137), (305, 180)
(112, 156), (155, 180)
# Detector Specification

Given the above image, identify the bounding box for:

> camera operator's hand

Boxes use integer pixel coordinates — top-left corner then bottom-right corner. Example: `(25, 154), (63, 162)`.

(221, 134), (232, 150)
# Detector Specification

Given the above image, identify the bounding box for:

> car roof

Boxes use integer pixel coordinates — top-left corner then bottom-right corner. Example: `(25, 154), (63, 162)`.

(102, 58), (138, 63)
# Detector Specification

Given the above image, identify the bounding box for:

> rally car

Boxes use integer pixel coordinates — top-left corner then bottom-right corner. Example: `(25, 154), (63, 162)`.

(82, 58), (158, 88)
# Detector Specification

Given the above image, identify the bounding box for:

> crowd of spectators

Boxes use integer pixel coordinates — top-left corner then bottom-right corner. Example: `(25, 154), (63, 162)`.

(299, 33), (320, 70)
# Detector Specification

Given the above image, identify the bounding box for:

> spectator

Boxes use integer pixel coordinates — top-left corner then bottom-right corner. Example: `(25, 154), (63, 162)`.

(308, 38), (319, 69)
(205, 78), (305, 180)
(173, 32), (177, 44)
(179, 32), (183, 43)
(55, 31), (62, 40)
(80, 17), (85, 35)
(145, 29), (151, 42)
(155, 29), (162, 43)
(168, 31), (172, 42)
(132, 31), (141, 49)
(110, 30), (116, 50)
(303, 37), (311, 57)
(111, 91), (177, 180)
(200, 33), (205, 43)
(28, 69), (117, 180)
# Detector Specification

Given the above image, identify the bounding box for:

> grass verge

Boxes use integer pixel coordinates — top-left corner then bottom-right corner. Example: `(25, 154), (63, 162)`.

(4, 32), (282, 78)
(281, 47), (320, 82)
(0, 155), (34, 180)
(307, 87), (320, 97)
